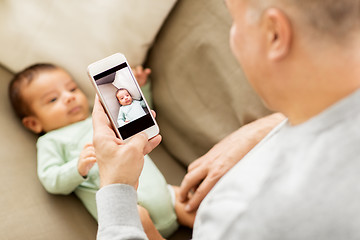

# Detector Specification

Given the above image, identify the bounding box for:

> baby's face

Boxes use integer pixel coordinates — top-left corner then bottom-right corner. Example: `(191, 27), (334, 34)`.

(116, 89), (133, 106)
(22, 68), (89, 133)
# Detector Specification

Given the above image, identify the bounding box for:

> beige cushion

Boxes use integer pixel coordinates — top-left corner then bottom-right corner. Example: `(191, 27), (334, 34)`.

(146, 0), (272, 165)
(0, 0), (177, 99)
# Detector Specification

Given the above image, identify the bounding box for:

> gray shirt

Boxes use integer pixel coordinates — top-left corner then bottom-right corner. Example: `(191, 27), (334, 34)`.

(97, 184), (148, 240)
(194, 89), (360, 239)
(96, 89), (360, 240)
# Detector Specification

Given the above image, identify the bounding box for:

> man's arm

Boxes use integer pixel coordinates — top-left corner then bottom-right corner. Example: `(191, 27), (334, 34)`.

(179, 113), (286, 212)
(96, 184), (148, 240)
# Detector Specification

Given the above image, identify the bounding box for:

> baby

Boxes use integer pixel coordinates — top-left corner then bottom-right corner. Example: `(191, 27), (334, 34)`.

(116, 88), (146, 127)
(8, 63), (194, 240)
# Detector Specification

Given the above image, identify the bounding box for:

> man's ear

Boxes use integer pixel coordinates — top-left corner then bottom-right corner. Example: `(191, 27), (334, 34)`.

(22, 116), (43, 134)
(263, 8), (292, 60)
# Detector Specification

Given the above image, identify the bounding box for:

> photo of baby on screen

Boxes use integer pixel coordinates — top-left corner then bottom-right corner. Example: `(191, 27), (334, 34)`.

(116, 88), (146, 127)
(95, 64), (149, 129)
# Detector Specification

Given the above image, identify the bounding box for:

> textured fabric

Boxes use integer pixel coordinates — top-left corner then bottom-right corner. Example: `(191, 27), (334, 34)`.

(0, 0), (177, 99)
(193, 89), (360, 240)
(96, 184), (148, 240)
(37, 117), (178, 236)
(146, 0), (271, 165)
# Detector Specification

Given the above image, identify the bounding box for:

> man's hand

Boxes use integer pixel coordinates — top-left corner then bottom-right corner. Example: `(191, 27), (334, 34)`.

(78, 143), (96, 177)
(92, 96), (161, 188)
(179, 113), (285, 212)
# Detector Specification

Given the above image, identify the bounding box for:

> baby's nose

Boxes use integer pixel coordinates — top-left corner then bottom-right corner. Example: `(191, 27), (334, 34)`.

(64, 92), (76, 103)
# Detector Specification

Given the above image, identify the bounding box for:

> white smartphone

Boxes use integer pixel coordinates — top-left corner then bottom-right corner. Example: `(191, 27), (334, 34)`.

(87, 53), (159, 140)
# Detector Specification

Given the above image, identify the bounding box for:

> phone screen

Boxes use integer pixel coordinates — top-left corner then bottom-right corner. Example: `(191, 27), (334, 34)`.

(93, 62), (155, 140)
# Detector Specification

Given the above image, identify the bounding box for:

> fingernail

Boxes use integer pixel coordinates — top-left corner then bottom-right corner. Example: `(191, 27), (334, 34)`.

(185, 204), (191, 212)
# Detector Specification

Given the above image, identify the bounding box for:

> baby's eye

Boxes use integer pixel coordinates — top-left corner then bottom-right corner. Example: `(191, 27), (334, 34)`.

(49, 97), (57, 103)
(70, 87), (77, 92)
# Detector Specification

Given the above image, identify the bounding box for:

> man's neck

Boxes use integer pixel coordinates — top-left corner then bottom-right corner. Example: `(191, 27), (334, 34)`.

(286, 45), (360, 125)
(287, 86), (360, 126)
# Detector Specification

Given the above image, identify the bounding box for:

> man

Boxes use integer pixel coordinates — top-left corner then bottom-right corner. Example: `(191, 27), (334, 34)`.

(93, 0), (360, 239)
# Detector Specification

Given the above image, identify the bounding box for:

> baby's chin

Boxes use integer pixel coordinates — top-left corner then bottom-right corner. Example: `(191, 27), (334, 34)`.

(76, 111), (91, 122)
(62, 111), (91, 129)
(46, 113), (90, 132)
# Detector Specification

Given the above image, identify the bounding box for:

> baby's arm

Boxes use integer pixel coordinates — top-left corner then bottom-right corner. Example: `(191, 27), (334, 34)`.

(78, 143), (96, 177)
(117, 107), (127, 127)
(37, 138), (90, 195)
(132, 66), (151, 87)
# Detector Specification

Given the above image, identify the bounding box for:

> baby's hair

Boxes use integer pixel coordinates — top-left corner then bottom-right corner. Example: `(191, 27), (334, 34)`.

(115, 88), (132, 106)
(8, 63), (58, 120)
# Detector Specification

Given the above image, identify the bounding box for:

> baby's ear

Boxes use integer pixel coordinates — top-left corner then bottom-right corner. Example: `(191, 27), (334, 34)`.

(22, 116), (43, 134)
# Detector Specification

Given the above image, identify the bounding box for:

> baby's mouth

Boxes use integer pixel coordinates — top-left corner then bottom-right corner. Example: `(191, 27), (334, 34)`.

(69, 106), (81, 114)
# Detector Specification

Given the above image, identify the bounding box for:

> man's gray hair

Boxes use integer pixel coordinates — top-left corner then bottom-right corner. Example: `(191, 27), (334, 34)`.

(250, 0), (360, 39)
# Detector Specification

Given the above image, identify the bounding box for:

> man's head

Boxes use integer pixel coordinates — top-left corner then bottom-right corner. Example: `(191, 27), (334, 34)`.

(235, 0), (360, 37)
(226, 0), (360, 124)
(9, 64), (90, 134)
(116, 88), (133, 106)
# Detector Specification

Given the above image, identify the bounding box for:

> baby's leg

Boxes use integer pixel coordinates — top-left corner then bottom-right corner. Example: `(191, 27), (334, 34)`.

(137, 205), (165, 240)
(137, 156), (178, 237)
(172, 186), (196, 228)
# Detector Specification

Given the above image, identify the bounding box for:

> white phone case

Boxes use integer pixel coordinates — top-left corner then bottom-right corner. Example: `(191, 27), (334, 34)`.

(87, 53), (159, 140)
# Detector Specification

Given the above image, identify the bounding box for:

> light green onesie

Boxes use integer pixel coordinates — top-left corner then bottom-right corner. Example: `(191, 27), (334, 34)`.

(36, 117), (178, 237)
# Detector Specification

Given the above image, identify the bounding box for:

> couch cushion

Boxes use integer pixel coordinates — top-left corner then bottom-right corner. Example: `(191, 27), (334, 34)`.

(146, 0), (272, 165)
(0, 0), (177, 99)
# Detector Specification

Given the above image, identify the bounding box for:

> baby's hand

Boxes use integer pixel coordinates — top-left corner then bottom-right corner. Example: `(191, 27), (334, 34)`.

(132, 66), (151, 87)
(78, 143), (96, 177)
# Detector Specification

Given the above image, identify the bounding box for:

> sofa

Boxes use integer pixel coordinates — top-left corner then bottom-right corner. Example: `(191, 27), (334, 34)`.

(0, 0), (270, 239)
